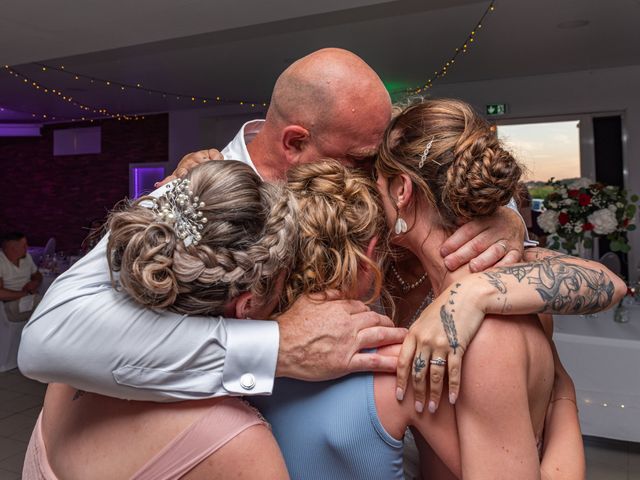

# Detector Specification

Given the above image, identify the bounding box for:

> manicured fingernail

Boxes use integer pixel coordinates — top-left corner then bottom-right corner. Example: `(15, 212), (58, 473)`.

(428, 401), (437, 413)
(396, 388), (405, 401)
(415, 401), (424, 413)
(449, 392), (457, 404)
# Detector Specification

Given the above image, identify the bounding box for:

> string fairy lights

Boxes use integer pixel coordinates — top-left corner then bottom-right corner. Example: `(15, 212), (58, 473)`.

(34, 63), (268, 109)
(3, 62), (268, 123)
(400, 0), (496, 96)
(4, 2), (496, 122)
(3, 65), (146, 122)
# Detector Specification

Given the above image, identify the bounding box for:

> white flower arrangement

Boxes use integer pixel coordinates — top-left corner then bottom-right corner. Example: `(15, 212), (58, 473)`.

(538, 178), (638, 253)
(588, 208), (618, 235)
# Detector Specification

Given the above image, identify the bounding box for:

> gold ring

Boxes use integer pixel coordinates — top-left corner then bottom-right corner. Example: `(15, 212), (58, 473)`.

(496, 241), (508, 253)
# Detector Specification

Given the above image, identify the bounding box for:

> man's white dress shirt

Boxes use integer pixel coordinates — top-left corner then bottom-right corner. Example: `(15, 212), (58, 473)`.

(19, 118), (532, 400)
(19, 120), (279, 401)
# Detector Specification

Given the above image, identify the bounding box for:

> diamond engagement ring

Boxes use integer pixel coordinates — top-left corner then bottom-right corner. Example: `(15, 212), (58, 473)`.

(429, 357), (447, 367)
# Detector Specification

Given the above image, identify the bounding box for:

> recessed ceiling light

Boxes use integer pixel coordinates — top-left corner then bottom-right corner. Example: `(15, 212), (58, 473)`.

(557, 20), (590, 29)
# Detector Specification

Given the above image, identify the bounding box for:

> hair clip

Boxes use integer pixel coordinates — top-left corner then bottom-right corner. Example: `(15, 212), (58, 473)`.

(151, 179), (208, 246)
(418, 137), (435, 168)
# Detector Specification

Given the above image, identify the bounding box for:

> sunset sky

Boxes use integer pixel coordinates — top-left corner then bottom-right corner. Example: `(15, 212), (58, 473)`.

(497, 120), (581, 183)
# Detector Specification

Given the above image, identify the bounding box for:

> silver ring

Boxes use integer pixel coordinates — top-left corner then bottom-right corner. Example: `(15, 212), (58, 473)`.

(496, 240), (508, 253)
(429, 357), (447, 367)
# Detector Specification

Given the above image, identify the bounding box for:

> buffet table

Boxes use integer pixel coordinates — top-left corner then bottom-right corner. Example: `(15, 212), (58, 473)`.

(554, 307), (640, 442)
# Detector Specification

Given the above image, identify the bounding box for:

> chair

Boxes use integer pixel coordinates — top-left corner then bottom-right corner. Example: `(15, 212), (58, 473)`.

(599, 252), (622, 276)
(0, 301), (28, 372)
(41, 237), (56, 261)
(28, 237), (56, 267)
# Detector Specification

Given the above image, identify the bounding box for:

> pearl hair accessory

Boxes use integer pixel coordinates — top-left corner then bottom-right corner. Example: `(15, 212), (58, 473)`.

(151, 178), (208, 246)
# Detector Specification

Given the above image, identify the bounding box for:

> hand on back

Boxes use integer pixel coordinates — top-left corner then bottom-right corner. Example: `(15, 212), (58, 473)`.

(275, 291), (407, 381)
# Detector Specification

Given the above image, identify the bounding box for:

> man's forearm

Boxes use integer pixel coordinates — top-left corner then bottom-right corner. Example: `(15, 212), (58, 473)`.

(478, 247), (626, 315)
(31, 271), (43, 286)
(0, 287), (26, 302)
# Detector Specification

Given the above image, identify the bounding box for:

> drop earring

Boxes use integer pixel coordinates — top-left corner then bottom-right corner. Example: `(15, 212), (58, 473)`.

(394, 206), (407, 235)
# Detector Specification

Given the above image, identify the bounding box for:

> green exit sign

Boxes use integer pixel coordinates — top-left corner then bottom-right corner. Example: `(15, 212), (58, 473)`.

(486, 104), (507, 115)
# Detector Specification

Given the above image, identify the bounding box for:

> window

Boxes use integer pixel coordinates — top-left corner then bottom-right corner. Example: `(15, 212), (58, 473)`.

(497, 120), (581, 200)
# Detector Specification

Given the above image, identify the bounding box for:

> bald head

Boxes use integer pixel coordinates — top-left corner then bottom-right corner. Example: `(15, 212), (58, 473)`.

(268, 48), (391, 136)
(249, 48), (392, 177)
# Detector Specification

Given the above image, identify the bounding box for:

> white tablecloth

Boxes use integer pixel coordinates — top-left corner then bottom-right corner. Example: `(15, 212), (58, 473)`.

(554, 307), (640, 442)
(38, 272), (58, 295)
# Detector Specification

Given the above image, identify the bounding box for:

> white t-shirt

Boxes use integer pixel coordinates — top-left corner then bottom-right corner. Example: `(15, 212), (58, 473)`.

(0, 251), (37, 291)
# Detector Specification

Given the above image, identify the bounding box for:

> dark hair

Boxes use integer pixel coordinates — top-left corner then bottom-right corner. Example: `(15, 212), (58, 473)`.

(1, 232), (26, 247)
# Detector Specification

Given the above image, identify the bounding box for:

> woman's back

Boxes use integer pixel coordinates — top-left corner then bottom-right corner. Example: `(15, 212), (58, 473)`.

(251, 373), (405, 480)
(454, 313), (554, 478)
(252, 312), (553, 479)
(31, 384), (286, 480)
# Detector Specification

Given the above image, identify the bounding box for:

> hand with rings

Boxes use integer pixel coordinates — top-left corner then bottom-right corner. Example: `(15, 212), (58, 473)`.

(397, 278), (488, 414)
(439, 206), (525, 272)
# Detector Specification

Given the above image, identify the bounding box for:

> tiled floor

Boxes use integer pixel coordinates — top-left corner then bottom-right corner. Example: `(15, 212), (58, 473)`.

(0, 368), (639, 479)
(0, 369), (46, 480)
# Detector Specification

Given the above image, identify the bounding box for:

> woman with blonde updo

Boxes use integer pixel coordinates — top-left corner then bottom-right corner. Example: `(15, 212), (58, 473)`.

(250, 153), (600, 479)
(24, 161), (296, 480)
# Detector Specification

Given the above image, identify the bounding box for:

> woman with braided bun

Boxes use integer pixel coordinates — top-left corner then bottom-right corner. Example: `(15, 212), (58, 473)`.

(23, 160), (296, 479)
(373, 98), (625, 477)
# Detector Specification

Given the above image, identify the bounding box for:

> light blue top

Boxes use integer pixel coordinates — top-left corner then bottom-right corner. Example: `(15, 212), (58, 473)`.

(251, 372), (404, 479)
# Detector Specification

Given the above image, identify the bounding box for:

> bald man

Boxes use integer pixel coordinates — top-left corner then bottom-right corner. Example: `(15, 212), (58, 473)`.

(19, 49), (524, 402)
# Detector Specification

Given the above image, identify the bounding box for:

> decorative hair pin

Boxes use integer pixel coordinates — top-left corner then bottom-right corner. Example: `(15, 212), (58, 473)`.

(418, 137), (435, 168)
(151, 178), (208, 246)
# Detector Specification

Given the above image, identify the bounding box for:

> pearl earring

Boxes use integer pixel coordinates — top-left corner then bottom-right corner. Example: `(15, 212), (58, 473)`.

(394, 216), (407, 235)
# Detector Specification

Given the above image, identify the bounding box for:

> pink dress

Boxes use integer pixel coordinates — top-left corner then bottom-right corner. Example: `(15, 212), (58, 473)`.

(23, 397), (266, 480)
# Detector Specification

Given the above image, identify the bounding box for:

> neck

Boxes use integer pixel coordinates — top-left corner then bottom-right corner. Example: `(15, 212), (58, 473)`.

(247, 128), (289, 182)
(402, 221), (471, 295)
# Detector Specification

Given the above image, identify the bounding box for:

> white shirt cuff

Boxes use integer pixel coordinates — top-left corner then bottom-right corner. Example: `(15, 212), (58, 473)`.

(222, 319), (279, 395)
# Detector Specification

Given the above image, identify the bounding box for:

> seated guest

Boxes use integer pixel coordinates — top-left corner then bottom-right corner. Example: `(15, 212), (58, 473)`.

(0, 232), (42, 322)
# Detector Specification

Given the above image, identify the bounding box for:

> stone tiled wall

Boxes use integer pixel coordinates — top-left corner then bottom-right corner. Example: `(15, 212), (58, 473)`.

(0, 114), (168, 252)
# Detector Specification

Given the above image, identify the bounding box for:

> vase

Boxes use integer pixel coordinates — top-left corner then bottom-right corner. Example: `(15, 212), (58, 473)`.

(576, 240), (593, 260)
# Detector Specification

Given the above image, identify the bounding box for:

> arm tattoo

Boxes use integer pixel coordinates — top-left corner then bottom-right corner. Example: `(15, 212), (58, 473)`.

(414, 352), (426, 375)
(484, 271), (507, 294)
(482, 252), (616, 314)
(440, 283), (462, 354)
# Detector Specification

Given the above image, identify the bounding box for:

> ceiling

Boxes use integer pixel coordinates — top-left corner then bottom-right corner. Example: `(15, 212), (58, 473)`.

(1, 0), (638, 124)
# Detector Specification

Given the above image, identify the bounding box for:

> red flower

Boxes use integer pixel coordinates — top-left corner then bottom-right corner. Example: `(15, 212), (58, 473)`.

(582, 223), (594, 231)
(558, 212), (570, 225)
(578, 193), (592, 206)
(624, 218), (630, 227)
(567, 189), (579, 198)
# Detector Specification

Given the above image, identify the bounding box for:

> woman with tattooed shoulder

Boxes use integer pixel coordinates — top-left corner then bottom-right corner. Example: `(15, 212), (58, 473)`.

(373, 98), (625, 477)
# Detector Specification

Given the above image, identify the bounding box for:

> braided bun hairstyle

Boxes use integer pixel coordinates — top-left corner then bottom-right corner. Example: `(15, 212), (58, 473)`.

(282, 160), (388, 308)
(107, 160), (297, 316)
(377, 98), (522, 229)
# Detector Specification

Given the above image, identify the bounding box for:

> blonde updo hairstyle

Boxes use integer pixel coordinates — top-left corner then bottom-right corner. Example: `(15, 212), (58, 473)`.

(282, 160), (388, 308)
(107, 160), (297, 316)
(377, 98), (523, 230)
